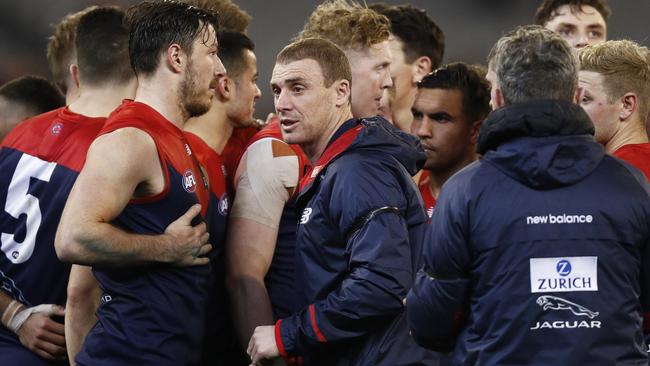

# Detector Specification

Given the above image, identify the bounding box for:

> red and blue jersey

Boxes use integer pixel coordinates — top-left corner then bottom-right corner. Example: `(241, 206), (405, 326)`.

(77, 101), (211, 366)
(0, 107), (105, 362)
(184, 131), (237, 365)
(223, 126), (259, 192)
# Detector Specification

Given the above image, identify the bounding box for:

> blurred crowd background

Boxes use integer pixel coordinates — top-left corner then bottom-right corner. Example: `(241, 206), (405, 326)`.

(1, 0), (648, 116)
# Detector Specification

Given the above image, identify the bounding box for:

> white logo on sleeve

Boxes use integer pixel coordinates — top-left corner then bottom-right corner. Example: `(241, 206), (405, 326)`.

(530, 256), (598, 293)
(300, 208), (312, 224)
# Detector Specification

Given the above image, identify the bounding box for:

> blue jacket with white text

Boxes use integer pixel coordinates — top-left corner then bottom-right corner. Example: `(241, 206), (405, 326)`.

(407, 100), (650, 365)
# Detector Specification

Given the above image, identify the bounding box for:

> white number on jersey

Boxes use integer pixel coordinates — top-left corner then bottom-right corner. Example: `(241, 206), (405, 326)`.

(1, 154), (56, 263)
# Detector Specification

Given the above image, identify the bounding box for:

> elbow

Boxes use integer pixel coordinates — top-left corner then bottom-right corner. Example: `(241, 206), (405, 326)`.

(54, 224), (86, 263)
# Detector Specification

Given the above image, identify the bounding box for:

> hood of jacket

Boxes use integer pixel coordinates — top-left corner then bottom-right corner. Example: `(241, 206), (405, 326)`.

(350, 116), (426, 176)
(478, 100), (604, 189)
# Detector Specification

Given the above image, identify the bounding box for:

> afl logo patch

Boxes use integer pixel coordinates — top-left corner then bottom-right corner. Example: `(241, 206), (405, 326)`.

(51, 122), (64, 135)
(182, 170), (197, 193)
(218, 193), (229, 215)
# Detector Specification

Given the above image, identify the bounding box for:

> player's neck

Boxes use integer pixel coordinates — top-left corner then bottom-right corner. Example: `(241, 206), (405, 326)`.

(68, 79), (136, 118)
(605, 117), (649, 154)
(135, 77), (186, 129)
(427, 153), (478, 199)
(304, 109), (353, 164)
(185, 103), (233, 154)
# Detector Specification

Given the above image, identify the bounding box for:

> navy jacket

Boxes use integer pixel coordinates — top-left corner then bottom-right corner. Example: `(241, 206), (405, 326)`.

(275, 117), (440, 365)
(407, 100), (650, 365)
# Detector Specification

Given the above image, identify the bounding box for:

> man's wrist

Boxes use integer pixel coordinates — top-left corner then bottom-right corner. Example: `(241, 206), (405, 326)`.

(1, 300), (26, 332)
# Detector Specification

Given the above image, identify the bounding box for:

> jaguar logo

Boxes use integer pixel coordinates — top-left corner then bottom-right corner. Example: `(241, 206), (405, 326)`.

(536, 295), (599, 319)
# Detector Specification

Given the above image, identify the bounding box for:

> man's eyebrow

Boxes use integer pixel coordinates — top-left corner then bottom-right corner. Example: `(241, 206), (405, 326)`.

(556, 22), (578, 29)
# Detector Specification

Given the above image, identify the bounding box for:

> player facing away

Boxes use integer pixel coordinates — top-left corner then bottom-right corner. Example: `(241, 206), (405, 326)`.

(0, 6), (135, 365)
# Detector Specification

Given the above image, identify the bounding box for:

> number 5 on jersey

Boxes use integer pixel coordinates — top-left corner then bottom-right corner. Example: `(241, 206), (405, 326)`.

(1, 154), (56, 263)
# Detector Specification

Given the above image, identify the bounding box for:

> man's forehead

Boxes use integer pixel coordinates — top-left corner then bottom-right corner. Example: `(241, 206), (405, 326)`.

(415, 88), (463, 107)
(549, 5), (606, 26)
(578, 70), (604, 86)
(271, 59), (323, 83)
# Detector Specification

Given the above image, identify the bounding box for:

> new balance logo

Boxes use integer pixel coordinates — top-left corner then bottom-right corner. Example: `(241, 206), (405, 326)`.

(300, 208), (312, 224)
(526, 213), (593, 225)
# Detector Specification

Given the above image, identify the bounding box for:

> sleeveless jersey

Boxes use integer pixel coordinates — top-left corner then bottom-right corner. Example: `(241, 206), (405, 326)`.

(0, 107), (104, 361)
(222, 126), (259, 192)
(184, 131), (240, 365)
(77, 101), (211, 366)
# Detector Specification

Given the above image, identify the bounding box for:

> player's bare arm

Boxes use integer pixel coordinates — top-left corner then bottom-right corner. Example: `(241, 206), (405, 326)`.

(55, 127), (211, 266)
(227, 138), (298, 347)
(227, 217), (278, 347)
(64, 264), (101, 365)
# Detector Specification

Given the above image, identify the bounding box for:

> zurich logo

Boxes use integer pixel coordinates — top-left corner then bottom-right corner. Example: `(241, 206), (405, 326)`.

(556, 260), (571, 276)
(182, 170), (197, 193)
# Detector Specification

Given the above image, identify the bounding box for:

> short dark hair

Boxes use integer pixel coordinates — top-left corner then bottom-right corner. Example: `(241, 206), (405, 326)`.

(46, 6), (98, 94)
(370, 3), (445, 69)
(218, 31), (254, 79)
(417, 62), (491, 123)
(534, 0), (611, 25)
(75, 6), (133, 86)
(183, 0), (251, 32)
(125, 0), (220, 76)
(277, 38), (351, 89)
(0, 75), (65, 113)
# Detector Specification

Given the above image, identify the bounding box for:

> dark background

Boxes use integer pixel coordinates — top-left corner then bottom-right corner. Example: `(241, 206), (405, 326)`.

(1, 0), (648, 116)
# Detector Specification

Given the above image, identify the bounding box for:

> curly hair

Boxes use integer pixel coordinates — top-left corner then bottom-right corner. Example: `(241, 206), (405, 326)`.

(298, 0), (390, 51)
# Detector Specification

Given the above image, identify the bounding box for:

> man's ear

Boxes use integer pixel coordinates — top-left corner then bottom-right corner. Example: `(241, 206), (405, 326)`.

(334, 79), (351, 107)
(573, 86), (585, 105)
(165, 43), (184, 73)
(492, 86), (506, 109)
(412, 56), (432, 83)
(619, 92), (637, 122)
(470, 119), (483, 144)
(216, 76), (232, 101)
(69, 63), (80, 88)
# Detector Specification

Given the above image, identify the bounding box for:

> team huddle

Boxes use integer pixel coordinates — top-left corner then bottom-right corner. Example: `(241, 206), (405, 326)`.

(1, 0), (650, 365)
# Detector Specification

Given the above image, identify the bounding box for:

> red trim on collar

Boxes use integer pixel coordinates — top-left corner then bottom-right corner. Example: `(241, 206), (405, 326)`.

(298, 124), (363, 193)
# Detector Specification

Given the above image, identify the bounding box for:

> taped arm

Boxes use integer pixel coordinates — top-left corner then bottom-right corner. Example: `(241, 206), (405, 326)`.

(406, 185), (472, 352)
(226, 138), (299, 348)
